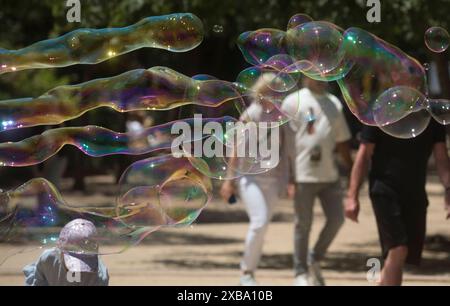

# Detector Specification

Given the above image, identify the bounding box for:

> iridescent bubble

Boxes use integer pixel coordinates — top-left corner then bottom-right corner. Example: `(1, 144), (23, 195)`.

(0, 155), (212, 264)
(379, 109), (431, 139)
(185, 129), (279, 180)
(0, 13), (204, 74)
(286, 21), (351, 81)
(117, 155), (212, 228)
(171, 112), (281, 180)
(262, 54), (301, 92)
(372, 86), (427, 126)
(426, 99), (450, 125)
(425, 27), (450, 53)
(338, 27), (426, 125)
(0, 116), (237, 167)
(237, 29), (287, 66)
(236, 70), (300, 125)
(224, 121), (280, 175)
(213, 25), (224, 33)
(192, 74), (218, 81)
(0, 178), (151, 263)
(0, 67), (243, 131)
(287, 13), (314, 30)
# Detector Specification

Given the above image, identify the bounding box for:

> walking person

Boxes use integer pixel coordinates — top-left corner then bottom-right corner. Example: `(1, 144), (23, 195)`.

(345, 120), (450, 285)
(282, 77), (353, 286)
(220, 74), (286, 286)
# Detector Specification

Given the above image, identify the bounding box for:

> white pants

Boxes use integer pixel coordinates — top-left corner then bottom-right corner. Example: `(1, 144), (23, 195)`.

(239, 176), (278, 272)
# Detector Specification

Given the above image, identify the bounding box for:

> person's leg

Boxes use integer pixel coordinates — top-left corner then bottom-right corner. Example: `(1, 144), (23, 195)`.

(381, 198), (427, 285)
(311, 181), (345, 262)
(239, 177), (275, 275)
(403, 197), (427, 266)
(369, 181), (409, 286)
(380, 245), (408, 286)
(293, 183), (317, 276)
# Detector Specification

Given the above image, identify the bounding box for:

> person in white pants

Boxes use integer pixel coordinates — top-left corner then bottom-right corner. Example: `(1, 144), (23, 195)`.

(237, 171), (279, 283)
(220, 74), (286, 286)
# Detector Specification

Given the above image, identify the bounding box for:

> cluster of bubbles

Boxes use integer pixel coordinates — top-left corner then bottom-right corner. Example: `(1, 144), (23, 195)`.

(1, 12), (450, 261)
(236, 14), (450, 139)
(0, 154), (211, 263)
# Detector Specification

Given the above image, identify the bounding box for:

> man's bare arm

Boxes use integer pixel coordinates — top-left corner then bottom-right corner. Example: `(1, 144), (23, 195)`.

(345, 143), (375, 222)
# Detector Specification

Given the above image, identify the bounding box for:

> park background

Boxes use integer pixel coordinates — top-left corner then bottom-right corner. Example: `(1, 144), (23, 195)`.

(0, 0), (449, 285)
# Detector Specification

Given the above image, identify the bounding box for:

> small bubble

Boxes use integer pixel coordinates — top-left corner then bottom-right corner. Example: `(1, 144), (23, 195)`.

(425, 27), (449, 53)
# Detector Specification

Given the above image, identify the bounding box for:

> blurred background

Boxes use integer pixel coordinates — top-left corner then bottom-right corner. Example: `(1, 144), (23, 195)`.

(0, 0), (449, 190)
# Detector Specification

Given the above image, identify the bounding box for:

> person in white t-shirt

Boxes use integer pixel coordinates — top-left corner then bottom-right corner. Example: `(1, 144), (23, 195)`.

(282, 77), (353, 286)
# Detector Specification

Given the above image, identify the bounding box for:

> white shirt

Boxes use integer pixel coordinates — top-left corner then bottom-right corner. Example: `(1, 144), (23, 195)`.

(282, 88), (351, 183)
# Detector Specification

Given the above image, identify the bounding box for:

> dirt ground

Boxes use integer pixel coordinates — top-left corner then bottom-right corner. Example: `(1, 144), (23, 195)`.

(1, 175), (449, 286)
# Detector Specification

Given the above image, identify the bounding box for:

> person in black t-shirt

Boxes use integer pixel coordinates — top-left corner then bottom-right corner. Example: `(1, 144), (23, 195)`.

(345, 120), (450, 285)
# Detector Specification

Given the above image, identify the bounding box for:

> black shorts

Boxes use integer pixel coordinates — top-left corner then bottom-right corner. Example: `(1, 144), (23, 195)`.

(369, 180), (427, 266)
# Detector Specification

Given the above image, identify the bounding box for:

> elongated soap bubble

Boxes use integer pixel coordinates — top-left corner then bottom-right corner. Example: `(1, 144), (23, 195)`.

(0, 13), (204, 74)
(426, 99), (450, 125)
(0, 67), (243, 131)
(0, 155), (212, 264)
(0, 116), (237, 167)
(425, 27), (450, 53)
(338, 27), (426, 125)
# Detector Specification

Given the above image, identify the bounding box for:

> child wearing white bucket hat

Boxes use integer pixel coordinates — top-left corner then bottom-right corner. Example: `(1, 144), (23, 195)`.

(23, 218), (109, 286)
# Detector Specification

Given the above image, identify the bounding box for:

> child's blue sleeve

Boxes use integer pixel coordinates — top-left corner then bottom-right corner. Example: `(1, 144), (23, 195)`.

(23, 262), (48, 286)
(98, 259), (110, 286)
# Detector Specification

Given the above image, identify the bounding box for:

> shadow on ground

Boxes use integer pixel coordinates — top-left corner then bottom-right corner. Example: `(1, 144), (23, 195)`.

(129, 231), (243, 246)
(153, 251), (378, 272)
(153, 234), (450, 275)
(196, 211), (292, 223)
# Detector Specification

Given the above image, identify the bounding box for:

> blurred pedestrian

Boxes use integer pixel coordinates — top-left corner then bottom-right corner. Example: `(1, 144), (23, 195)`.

(345, 120), (450, 285)
(282, 77), (353, 286)
(220, 74), (286, 286)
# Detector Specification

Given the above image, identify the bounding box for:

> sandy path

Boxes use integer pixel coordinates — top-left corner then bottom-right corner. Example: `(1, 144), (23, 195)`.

(1, 176), (449, 286)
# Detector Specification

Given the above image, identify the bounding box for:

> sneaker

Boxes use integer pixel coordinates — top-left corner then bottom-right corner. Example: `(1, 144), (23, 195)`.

(240, 274), (258, 286)
(293, 273), (311, 286)
(309, 261), (325, 286)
